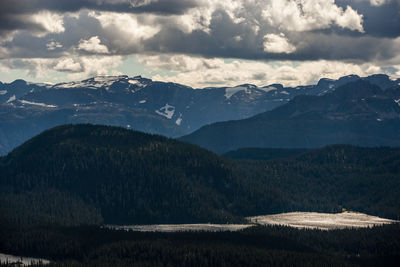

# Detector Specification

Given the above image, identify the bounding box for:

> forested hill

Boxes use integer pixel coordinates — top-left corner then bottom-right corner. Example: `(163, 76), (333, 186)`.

(0, 124), (399, 228)
(0, 124), (247, 226)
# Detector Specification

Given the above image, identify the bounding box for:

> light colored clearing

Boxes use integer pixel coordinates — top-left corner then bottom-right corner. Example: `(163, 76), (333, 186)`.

(105, 212), (398, 232)
(108, 223), (252, 232)
(247, 211), (398, 230)
(155, 103), (175, 119)
(0, 253), (50, 266)
(6, 94), (16, 103)
(0, 90), (7, 95)
(225, 86), (249, 99)
(139, 100), (146, 104)
(19, 100), (57, 108)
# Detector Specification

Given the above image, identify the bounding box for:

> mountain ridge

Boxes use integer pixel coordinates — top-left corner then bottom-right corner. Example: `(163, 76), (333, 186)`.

(180, 80), (400, 153)
(0, 73), (399, 155)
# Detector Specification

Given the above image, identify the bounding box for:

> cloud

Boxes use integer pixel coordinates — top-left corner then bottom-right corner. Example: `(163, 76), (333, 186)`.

(261, 0), (364, 32)
(0, 55), (123, 81)
(137, 54), (393, 87)
(88, 11), (160, 52)
(263, 33), (296, 54)
(0, 0), (399, 86)
(78, 36), (109, 54)
(0, 10), (65, 38)
(370, 0), (393, 6)
(54, 57), (82, 72)
(340, 0), (400, 38)
(46, 40), (63, 50)
(30, 11), (65, 36)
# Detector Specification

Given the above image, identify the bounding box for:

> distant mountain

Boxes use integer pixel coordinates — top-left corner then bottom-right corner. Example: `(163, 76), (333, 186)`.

(1, 125), (399, 227)
(0, 74), (399, 155)
(180, 80), (400, 153)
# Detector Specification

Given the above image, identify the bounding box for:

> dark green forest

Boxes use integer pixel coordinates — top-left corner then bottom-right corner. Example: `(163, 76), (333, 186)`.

(0, 124), (399, 228)
(0, 224), (399, 266)
(223, 147), (309, 160)
(0, 124), (400, 266)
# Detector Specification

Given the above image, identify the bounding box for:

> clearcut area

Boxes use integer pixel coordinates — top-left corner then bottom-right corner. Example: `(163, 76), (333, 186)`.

(107, 212), (399, 232)
(248, 211), (399, 230)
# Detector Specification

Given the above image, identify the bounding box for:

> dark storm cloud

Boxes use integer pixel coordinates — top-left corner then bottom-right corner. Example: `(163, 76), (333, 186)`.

(141, 8), (399, 62)
(337, 0), (400, 38)
(0, 0), (198, 15)
(0, 0), (198, 37)
(143, 10), (263, 59)
(0, 0), (399, 65)
(1, 11), (105, 58)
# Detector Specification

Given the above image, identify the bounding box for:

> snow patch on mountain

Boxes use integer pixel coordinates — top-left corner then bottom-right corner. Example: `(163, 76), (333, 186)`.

(0, 90), (7, 95)
(55, 81), (97, 89)
(175, 114), (183, 125)
(259, 86), (277, 92)
(225, 86), (249, 99)
(93, 76), (126, 87)
(280, 90), (289, 95)
(20, 100), (57, 108)
(128, 79), (145, 87)
(155, 103), (175, 119)
(6, 95), (16, 103)
(54, 76), (129, 90)
(139, 100), (146, 104)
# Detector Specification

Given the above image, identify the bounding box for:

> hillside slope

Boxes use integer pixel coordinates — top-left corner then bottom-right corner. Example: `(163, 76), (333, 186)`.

(0, 125), (399, 228)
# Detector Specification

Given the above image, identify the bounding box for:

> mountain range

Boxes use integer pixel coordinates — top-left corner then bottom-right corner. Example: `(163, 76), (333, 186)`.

(181, 80), (400, 153)
(1, 73), (399, 155)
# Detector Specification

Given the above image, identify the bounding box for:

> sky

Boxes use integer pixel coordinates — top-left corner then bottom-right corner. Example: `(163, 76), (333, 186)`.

(0, 0), (399, 88)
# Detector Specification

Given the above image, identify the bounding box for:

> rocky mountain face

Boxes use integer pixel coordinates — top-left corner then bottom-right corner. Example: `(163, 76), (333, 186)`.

(180, 80), (400, 153)
(0, 74), (399, 155)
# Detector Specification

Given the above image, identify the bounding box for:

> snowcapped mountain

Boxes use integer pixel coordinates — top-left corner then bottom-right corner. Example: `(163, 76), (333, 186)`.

(180, 80), (400, 153)
(0, 74), (399, 155)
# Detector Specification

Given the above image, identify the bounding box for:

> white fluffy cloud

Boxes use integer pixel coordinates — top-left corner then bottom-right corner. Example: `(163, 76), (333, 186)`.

(78, 36), (109, 54)
(138, 54), (389, 87)
(0, 55), (123, 81)
(54, 58), (82, 72)
(30, 11), (65, 36)
(88, 11), (160, 50)
(46, 40), (63, 50)
(370, 0), (389, 6)
(261, 0), (364, 32)
(176, 0), (364, 34)
(263, 33), (296, 54)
